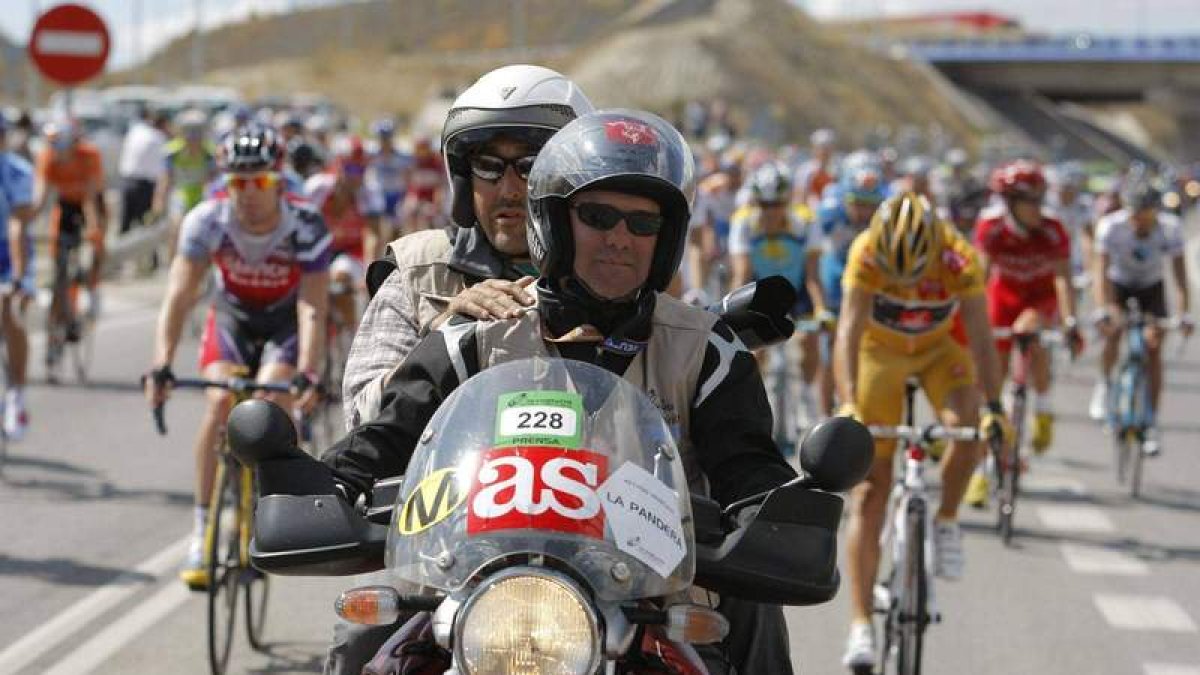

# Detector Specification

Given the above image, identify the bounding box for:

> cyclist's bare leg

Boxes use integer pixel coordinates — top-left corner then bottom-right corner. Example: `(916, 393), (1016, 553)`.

(195, 361), (241, 507)
(1013, 309), (1051, 393)
(1145, 324), (1164, 414)
(1099, 326), (1122, 380)
(817, 357), (836, 416)
(2, 295), (28, 386)
(935, 384), (982, 521)
(846, 447), (895, 623)
(86, 235), (106, 291)
(799, 331), (820, 390)
(256, 361), (297, 411)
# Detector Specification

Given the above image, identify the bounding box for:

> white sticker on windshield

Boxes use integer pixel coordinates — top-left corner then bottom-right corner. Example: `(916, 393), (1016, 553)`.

(599, 462), (686, 578)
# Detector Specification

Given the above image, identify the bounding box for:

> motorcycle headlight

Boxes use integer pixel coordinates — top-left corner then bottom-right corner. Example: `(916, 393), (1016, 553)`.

(454, 569), (601, 675)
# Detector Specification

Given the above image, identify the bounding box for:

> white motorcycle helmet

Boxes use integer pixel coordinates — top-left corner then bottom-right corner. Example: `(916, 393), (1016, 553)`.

(442, 64), (594, 228)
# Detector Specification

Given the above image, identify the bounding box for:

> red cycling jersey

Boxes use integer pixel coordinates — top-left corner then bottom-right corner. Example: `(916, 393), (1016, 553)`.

(974, 205), (1070, 343)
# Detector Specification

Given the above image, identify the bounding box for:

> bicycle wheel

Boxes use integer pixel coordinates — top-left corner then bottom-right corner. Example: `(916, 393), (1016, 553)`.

(894, 499), (927, 675)
(998, 391), (1025, 546)
(207, 461), (239, 675)
(243, 467), (270, 650)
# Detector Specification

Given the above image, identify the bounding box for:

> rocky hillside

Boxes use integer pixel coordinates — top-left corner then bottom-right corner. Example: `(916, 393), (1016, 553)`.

(115, 0), (982, 147)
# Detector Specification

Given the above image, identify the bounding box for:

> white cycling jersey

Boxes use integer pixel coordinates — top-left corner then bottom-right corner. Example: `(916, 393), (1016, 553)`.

(1094, 208), (1184, 289)
(1046, 192), (1094, 273)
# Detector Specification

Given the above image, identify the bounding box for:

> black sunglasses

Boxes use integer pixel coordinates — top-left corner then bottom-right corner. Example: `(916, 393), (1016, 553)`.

(469, 153), (537, 182)
(572, 202), (664, 237)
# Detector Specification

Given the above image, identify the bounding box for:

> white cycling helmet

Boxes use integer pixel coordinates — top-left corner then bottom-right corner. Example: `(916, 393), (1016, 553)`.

(442, 64), (594, 228)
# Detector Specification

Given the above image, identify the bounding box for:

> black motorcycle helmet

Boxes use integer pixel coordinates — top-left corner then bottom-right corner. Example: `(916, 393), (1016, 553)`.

(526, 109), (695, 293)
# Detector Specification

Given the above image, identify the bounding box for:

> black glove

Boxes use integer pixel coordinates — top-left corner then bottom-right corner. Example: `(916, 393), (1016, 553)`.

(291, 371), (319, 396)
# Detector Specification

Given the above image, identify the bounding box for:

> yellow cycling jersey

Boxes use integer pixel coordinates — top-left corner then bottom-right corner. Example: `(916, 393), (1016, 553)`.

(844, 221), (984, 354)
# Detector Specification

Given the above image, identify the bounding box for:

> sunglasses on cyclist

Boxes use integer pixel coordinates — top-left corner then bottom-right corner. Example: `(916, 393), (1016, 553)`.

(469, 154), (537, 182)
(226, 172), (280, 192)
(572, 202), (664, 237)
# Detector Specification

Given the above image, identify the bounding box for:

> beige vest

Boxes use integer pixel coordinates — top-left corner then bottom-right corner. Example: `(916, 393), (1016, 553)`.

(386, 230), (468, 336)
(464, 293), (725, 495)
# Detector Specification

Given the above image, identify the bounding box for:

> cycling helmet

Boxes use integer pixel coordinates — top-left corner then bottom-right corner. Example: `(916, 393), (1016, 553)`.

(44, 117), (79, 150)
(220, 124), (283, 173)
(1049, 161), (1087, 191)
(1121, 177), (1162, 212)
(177, 108), (207, 130)
(287, 137), (324, 177)
(841, 160), (885, 206)
(305, 113), (330, 134)
(990, 160), (1046, 201)
(810, 128), (837, 148)
(945, 147), (970, 169)
(869, 192), (942, 284)
(748, 162), (792, 205)
(527, 109), (695, 293)
(901, 155), (934, 179)
(371, 118), (395, 137)
(442, 65), (594, 228)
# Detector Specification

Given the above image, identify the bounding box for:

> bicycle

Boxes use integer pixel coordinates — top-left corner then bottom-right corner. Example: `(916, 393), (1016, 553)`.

(867, 379), (983, 675)
(1105, 298), (1183, 499)
(989, 327), (1066, 545)
(151, 374), (291, 675)
(46, 234), (98, 385)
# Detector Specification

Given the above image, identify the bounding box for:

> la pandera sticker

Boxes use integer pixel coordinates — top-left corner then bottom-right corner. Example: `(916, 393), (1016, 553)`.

(599, 462), (687, 578)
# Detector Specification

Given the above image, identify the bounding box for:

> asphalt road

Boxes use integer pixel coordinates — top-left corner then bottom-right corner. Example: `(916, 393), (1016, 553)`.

(1, 271), (1198, 675)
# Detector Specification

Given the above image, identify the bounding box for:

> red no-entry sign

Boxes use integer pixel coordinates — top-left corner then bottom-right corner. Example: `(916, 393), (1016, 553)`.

(28, 4), (111, 86)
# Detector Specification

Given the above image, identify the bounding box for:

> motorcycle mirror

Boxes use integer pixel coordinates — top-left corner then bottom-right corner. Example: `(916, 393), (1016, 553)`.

(798, 417), (875, 492)
(228, 399), (303, 467)
(711, 275), (797, 350)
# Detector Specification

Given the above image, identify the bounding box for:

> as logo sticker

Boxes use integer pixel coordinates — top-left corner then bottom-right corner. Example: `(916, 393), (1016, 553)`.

(467, 446), (607, 539)
(398, 468), (467, 535)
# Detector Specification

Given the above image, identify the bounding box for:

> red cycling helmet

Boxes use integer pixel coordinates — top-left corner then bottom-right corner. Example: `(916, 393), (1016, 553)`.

(989, 160), (1046, 201)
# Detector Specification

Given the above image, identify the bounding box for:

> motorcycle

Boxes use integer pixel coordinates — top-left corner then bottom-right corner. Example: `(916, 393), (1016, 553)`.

(229, 357), (872, 674)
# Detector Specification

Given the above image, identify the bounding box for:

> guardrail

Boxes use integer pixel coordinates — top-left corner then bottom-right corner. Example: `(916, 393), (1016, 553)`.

(898, 35), (1200, 62)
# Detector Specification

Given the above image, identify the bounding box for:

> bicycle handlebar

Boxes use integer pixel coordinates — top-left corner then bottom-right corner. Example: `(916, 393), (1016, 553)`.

(147, 377), (294, 437)
(868, 424), (980, 442)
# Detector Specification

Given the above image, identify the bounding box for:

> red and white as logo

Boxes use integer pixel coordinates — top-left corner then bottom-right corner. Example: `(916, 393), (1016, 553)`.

(605, 120), (656, 146)
(467, 447), (607, 539)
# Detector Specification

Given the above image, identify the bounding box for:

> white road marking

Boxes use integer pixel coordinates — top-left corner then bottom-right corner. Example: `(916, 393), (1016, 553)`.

(1060, 543), (1149, 575)
(1036, 505), (1116, 533)
(1022, 474), (1086, 495)
(0, 537), (187, 675)
(1094, 595), (1199, 633)
(1144, 664), (1200, 675)
(41, 582), (191, 675)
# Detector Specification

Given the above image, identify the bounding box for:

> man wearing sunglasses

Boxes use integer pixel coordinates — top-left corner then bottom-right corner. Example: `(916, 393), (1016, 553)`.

(342, 64), (594, 431)
(143, 124), (331, 586)
(323, 110), (802, 674)
(328, 64), (594, 675)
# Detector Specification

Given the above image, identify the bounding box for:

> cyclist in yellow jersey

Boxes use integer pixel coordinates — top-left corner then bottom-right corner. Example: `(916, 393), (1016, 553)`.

(153, 110), (217, 260)
(833, 192), (1012, 671)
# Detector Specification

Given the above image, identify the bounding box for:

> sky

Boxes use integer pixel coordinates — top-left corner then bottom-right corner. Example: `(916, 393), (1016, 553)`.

(2, 0), (1199, 71)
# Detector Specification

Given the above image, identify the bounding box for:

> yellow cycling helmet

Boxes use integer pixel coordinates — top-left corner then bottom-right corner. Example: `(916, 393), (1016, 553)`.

(870, 191), (942, 284)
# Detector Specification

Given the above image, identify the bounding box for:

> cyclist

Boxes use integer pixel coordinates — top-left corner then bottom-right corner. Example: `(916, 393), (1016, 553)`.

(1088, 178), (1192, 455)
(807, 157), (885, 415)
(686, 157), (742, 303)
(143, 124), (330, 585)
(366, 118), (412, 238)
(0, 116), (36, 439)
(971, 162), (1082, 469)
(304, 137), (384, 327)
(1046, 162), (1096, 293)
(793, 128), (837, 209)
(332, 64), (592, 675)
(396, 136), (444, 233)
(833, 192), (1010, 670)
(154, 109), (218, 261)
(32, 118), (107, 375)
(728, 161), (820, 433)
(285, 136), (325, 182)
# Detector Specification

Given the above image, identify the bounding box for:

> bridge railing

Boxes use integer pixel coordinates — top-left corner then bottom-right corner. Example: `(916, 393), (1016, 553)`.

(897, 35), (1200, 62)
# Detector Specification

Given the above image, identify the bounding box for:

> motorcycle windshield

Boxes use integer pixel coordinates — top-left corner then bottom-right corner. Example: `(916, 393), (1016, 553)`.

(387, 358), (695, 602)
